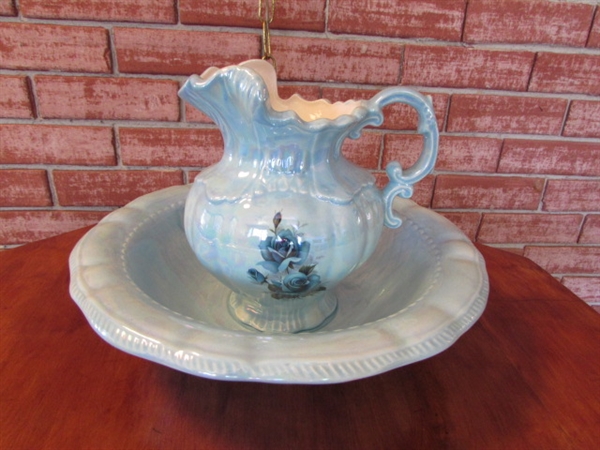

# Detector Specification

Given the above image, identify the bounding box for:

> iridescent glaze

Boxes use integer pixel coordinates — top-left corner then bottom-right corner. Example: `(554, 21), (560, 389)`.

(68, 185), (489, 383)
(179, 60), (438, 332)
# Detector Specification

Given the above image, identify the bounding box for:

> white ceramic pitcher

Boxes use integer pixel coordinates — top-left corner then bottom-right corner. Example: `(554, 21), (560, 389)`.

(179, 59), (438, 333)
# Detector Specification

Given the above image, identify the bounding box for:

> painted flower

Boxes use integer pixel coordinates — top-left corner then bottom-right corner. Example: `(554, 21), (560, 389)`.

(247, 212), (325, 299)
(247, 268), (267, 284)
(282, 272), (322, 294)
(257, 229), (310, 273)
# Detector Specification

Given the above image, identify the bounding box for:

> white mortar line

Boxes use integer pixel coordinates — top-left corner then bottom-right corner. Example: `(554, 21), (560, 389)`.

(560, 99), (574, 136)
(4, 68), (598, 101)
(45, 168), (60, 206)
(2, 15), (600, 56)
(2, 161), (598, 182)
(108, 27), (119, 75)
(2, 117), (600, 143)
(24, 75), (39, 118)
(434, 208), (599, 214)
(576, 213), (591, 243)
(0, 118), (220, 129)
(175, 0), (181, 25)
(113, 125), (123, 167)
(3, 205), (598, 217)
(585, 4), (599, 47)
(538, 178), (550, 212)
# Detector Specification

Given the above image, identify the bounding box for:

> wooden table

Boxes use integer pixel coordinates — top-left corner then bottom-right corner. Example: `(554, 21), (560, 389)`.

(1, 227), (599, 449)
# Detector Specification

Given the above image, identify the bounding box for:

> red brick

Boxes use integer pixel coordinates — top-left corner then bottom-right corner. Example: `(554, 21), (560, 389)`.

(0, 170), (51, 207)
(0, 210), (109, 245)
(374, 173), (435, 207)
(187, 170), (202, 183)
(0, 76), (33, 119)
(278, 84), (322, 101)
(447, 94), (567, 135)
(498, 139), (600, 177)
(562, 277), (600, 303)
(185, 105), (214, 124)
(272, 36), (402, 84)
(35, 76), (179, 121)
(0, 0), (16, 16)
(20, 0), (176, 23)
(437, 212), (481, 241)
(115, 28), (259, 76)
(328, 0), (466, 41)
(412, 175), (435, 207)
(119, 127), (223, 167)
(0, 23), (110, 73)
(580, 215), (600, 244)
(54, 170), (183, 207)
(464, 0), (594, 47)
(0, 125), (115, 166)
(403, 45), (534, 91)
(432, 175), (544, 210)
(180, 0), (325, 31)
(529, 53), (600, 96)
(382, 135), (424, 172)
(478, 213), (582, 244)
(543, 180), (600, 212)
(321, 87), (448, 130)
(589, 9), (600, 48)
(384, 135), (501, 173)
(524, 246), (600, 275)
(563, 101), (600, 139)
(341, 132), (381, 170)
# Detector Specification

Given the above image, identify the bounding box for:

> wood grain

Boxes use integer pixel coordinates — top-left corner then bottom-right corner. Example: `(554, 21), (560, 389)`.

(1, 228), (599, 449)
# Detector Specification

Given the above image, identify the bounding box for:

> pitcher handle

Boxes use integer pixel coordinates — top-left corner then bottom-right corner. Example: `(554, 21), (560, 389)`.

(370, 88), (439, 228)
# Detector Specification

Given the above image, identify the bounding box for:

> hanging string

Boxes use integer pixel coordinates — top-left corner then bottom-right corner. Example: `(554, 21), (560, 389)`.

(258, 0), (277, 72)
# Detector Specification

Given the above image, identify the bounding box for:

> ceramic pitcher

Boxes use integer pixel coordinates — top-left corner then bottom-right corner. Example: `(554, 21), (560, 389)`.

(179, 59), (438, 333)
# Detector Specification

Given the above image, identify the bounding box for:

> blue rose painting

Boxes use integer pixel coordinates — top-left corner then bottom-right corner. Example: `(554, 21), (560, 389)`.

(247, 212), (326, 299)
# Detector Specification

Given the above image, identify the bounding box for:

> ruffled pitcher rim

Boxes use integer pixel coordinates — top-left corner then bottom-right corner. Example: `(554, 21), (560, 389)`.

(182, 59), (382, 136)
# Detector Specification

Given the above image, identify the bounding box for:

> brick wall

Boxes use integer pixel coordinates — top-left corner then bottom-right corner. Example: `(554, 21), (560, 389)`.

(1, 0), (599, 308)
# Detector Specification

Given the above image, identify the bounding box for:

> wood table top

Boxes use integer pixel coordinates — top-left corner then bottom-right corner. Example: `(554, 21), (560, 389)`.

(1, 226), (599, 449)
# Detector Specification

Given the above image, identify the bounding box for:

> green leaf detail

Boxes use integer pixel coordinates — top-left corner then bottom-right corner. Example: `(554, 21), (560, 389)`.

(299, 265), (316, 275)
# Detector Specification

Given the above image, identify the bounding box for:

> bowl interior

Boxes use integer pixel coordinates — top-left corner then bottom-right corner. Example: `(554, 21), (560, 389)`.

(124, 202), (439, 333)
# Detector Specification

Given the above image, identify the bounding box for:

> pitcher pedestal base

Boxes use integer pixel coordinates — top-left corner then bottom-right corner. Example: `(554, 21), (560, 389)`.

(227, 290), (338, 333)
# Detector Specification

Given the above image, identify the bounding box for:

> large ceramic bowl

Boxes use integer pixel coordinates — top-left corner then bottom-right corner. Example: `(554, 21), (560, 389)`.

(69, 185), (488, 384)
